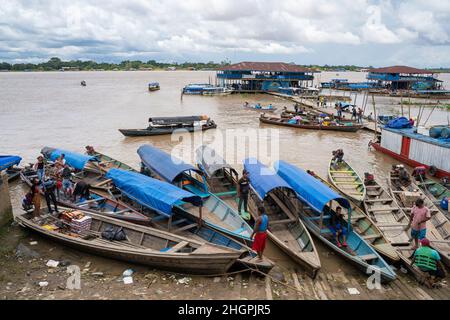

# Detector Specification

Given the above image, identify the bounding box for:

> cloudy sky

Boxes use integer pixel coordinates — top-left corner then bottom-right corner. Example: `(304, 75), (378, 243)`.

(1, 0), (450, 67)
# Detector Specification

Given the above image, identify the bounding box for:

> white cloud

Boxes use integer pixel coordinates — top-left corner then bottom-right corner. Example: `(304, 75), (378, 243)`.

(0, 0), (449, 65)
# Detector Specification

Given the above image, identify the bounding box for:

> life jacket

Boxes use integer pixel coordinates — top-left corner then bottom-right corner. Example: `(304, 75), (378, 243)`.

(414, 247), (438, 271)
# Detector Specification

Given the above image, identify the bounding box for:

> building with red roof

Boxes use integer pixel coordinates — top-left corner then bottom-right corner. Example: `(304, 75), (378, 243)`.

(367, 65), (442, 92)
(216, 62), (317, 93)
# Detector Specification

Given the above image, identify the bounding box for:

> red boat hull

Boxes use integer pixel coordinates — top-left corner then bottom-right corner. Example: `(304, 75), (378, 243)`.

(372, 143), (450, 179)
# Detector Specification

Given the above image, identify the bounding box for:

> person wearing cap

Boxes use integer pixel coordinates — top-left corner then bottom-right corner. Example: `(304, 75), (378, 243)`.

(237, 170), (250, 219)
(409, 198), (431, 250)
(411, 238), (446, 285)
(33, 156), (46, 181)
(251, 206), (269, 260)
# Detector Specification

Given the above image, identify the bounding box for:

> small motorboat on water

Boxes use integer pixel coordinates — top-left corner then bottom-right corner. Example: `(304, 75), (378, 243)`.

(81, 81), (86, 87)
(119, 116), (217, 137)
(148, 82), (160, 91)
(182, 84), (232, 96)
(244, 103), (277, 112)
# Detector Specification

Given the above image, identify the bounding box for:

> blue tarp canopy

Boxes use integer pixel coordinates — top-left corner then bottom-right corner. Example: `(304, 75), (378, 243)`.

(0, 155), (22, 171)
(106, 168), (202, 217)
(275, 160), (351, 213)
(41, 147), (97, 171)
(138, 144), (203, 183)
(386, 117), (412, 129)
(243, 158), (293, 200)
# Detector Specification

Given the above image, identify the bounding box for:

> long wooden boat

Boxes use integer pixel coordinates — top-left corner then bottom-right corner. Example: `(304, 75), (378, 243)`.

(416, 177), (450, 218)
(16, 207), (240, 275)
(328, 159), (366, 205)
(243, 158), (321, 278)
(119, 116), (217, 137)
(276, 160), (396, 282)
(389, 170), (450, 267)
(90, 151), (137, 173)
(105, 168), (274, 273)
(314, 174), (400, 262)
(363, 179), (411, 247)
(362, 179), (441, 285)
(244, 105), (277, 112)
(20, 167), (151, 225)
(260, 114), (363, 132)
(137, 144), (254, 245)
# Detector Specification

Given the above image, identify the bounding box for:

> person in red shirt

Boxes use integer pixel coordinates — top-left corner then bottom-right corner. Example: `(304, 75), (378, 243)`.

(408, 198), (431, 250)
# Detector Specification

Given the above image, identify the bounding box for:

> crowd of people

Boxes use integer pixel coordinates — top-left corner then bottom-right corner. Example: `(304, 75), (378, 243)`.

(25, 153), (92, 219)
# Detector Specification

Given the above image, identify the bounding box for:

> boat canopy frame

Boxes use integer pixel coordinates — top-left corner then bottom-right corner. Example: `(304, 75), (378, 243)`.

(275, 160), (353, 233)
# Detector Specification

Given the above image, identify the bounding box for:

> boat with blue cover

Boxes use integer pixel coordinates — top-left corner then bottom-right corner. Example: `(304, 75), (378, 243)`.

(0, 155), (22, 181)
(41, 147), (118, 191)
(20, 166), (151, 225)
(105, 168), (274, 273)
(243, 158), (321, 278)
(276, 160), (397, 282)
(137, 145), (254, 246)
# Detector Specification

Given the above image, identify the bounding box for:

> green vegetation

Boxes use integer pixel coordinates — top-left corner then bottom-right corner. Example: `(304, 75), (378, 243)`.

(0, 57), (231, 72)
(0, 57), (375, 72)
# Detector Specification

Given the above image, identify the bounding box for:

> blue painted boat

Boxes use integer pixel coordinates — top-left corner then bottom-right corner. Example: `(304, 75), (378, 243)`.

(0, 155), (22, 181)
(137, 145), (254, 246)
(41, 147), (99, 171)
(276, 160), (397, 282)
(243, 158), (321, 278)
(106, 168), (273, 273)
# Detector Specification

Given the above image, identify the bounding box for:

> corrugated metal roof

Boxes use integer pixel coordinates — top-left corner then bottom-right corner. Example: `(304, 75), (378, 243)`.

(369, 66), (432, 74)
(219, 62), (314, 73)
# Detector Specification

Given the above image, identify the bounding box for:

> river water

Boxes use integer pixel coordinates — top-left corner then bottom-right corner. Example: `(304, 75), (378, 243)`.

(1, 71), (449, 190)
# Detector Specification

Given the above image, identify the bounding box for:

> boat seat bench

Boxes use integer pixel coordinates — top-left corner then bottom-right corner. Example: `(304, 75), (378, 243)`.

(358, 254), (378, 261)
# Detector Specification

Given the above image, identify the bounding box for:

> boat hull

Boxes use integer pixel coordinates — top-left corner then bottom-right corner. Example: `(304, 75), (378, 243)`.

(119, 124), (217, 137)
(16, 210), (238, 275)
(260, 116), (362, 132)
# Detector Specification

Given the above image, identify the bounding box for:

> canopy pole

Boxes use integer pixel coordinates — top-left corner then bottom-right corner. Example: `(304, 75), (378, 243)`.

(168, 215), (173, 232)
(319, 202), (327, 231)
(347, 207), (352, 233)
(198, 205), (203, 227)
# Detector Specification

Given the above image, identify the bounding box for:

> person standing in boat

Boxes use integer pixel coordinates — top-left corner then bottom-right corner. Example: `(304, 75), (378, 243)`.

(42, 174), (59, 214)
(33, 156), (46, 181)
(408, 198), (431, 250)
(294, 103), (299, 113)
(251, 206), (269, 261)
(61, 164), (73, 199)
(30, 178), (41, 218)
(237, 170), (250, 219)
(329, 206), (347, 248)
(411, 238), (446, 287)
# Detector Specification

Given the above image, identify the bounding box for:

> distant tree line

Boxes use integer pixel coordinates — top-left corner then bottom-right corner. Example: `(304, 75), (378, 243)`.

(0, 57), (232, 71)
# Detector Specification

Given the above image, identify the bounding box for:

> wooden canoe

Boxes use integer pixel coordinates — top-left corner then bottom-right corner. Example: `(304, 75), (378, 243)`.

(314, 174), (400, 262)
(15, 207), (240, 275)
(119, 123), (217, 137)
(288, 195), (396, 282)
(416, 177), (450, 219)
(328, 159), (366, 205)
(246, 187), (321, 278)
(363, 179), (411, 247)
(111, 190), (274, 274)
(389, 170), (450, 267)
(20, 167), (151, 225)
(197, 149), (320, 278)
(91, 151), (137, 173)
(260, 114), (363, 132)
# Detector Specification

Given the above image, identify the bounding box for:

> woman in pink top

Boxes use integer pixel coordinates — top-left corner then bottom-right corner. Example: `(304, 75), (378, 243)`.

(409, 198), (431, 250)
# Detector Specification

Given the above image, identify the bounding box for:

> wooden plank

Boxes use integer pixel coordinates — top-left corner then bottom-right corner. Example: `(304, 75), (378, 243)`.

(166, 241), (189, 253)
(291, 272), (305, 300)
(265, 276), (273, 300)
